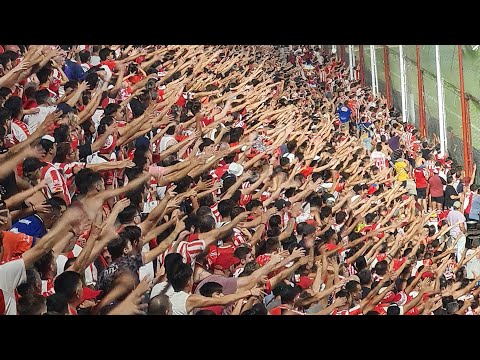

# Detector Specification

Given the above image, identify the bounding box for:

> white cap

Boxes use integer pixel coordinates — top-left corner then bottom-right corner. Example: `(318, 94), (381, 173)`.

(228, 163), (244, 177)
(41, 135), (55, 143)
(351, 194), (361, 203)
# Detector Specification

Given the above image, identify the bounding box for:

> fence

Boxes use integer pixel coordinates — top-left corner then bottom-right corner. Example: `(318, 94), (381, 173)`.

(340, 45), (479, 182)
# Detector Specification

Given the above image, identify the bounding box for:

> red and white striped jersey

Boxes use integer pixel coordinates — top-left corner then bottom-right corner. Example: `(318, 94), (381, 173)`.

(425, 160), (436, 177)
(40, 162), (71, 205)
(239, 182), (252, 207)
(354, 68), (360, 81)
(158, 239), (206, 267)
(331, 304), (362, 315)
(10, 120), (30, 145)
(317, 69), (327, 83)
(0, 258), (26, 315)
(54, 162), (86, 198)
(370, 151), (388, 170)
(210, 203), (222, 224)
(232, 227), (247, 247)
(41, 278), (55, 297)
(256, 253), (272, 267)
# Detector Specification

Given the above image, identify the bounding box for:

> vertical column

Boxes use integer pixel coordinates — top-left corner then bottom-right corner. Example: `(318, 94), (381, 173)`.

(435, 45), (447, 157)
(370, 45), (376, 95)
(458, 45), (473, 177)
(399, 45), (408, 123)
(373, 46), (379, 95)
(340, 45), (345, 63)
(349, 45), (354, 80)
(384, 46), (392, 109)
(359, 45), (365, 87)
(416, 45), (427, 138)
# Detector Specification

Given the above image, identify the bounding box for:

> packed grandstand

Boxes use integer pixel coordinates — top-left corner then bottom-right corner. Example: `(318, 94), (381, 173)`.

(0, 44), (478, 315)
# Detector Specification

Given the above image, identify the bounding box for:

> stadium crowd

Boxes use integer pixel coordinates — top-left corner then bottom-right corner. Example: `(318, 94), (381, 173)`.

(0, 44), (478, 315)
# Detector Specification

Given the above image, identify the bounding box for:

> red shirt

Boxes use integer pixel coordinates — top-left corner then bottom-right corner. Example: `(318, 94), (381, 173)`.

(206, 244), (235, 269)
(414, 168), (428, 189)
(0, 231), (34, 263)
(100, 60), (116, 72)
(429, 175), (444, 198)
(392, 257), (406, 271)
(201, 116), (215, 127)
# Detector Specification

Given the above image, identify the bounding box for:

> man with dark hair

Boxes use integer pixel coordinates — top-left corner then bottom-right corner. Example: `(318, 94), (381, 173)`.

(344, 280), (362, 306)
(17, 293), (47, 315)
(38, 136), (70, 205)
(357, 268), (373, 299)
(232, 246), (254, 277)
(46, 292), (69, 314)
(4, 96), (29, 144)
(10, 196), (67, 238)
(23, 89), (57, 133)
(53, 271), (83, 315)
(168, 261), (262, 315)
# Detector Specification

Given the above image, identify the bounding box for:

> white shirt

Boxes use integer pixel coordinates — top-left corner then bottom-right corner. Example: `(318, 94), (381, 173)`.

(89, 56), (101, 66)
(23, 106), (57, 133)
(169, 290), (191, 315)
(447, 210), (466, 238)
(151, 281), (175, 298)
(91, 108), (104, 131)
(159, 135), (177, 153)
(0, 258), (27, 315)
(138, 242), (155, 281)
(370, 150), (387, 169)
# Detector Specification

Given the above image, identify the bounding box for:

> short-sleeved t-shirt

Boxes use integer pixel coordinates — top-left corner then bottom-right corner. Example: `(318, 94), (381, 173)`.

(429, 175), (444, 198)
(10, 215), (46, 239)
(446, 210), (466, 238)
(394, 160), (408, 182)
(444, 185), (458, 209)
(96, 253), (143, 293)
(337, 105), (352, 123)
(0, 231), (34, 263)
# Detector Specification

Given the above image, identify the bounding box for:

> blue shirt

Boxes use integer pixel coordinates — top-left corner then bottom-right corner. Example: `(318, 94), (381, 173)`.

(10, 215), (46, 238)
(63, 59), (86, 82)
(337, 105), (352, 123)
(470, 195), (480, 221)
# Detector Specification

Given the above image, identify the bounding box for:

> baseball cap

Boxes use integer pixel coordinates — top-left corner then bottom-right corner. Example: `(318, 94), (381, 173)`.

(214, 253), (240, 271)
(367, 184), (378, 195)
(228, 162), (244, 177)
(421, 271), (435, 279)
(135, 136), (150, 149)
(81, 287), (102, 302)
(274, 199), (291, 211)
(453, 201), (461, 209)
(56, 102), (75, 115)
(41, 135), (56, 143)
(297, 276), (314, 289)
(23, 157), (46, 173)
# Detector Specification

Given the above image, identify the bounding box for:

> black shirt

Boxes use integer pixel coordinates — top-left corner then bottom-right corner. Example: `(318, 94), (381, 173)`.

(78, 143), (92, 162)
(361, 286), (371, 300)
(444, 185), (458, 208)
(421, 148), (432, 160)
(97, 253), (143, 294)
